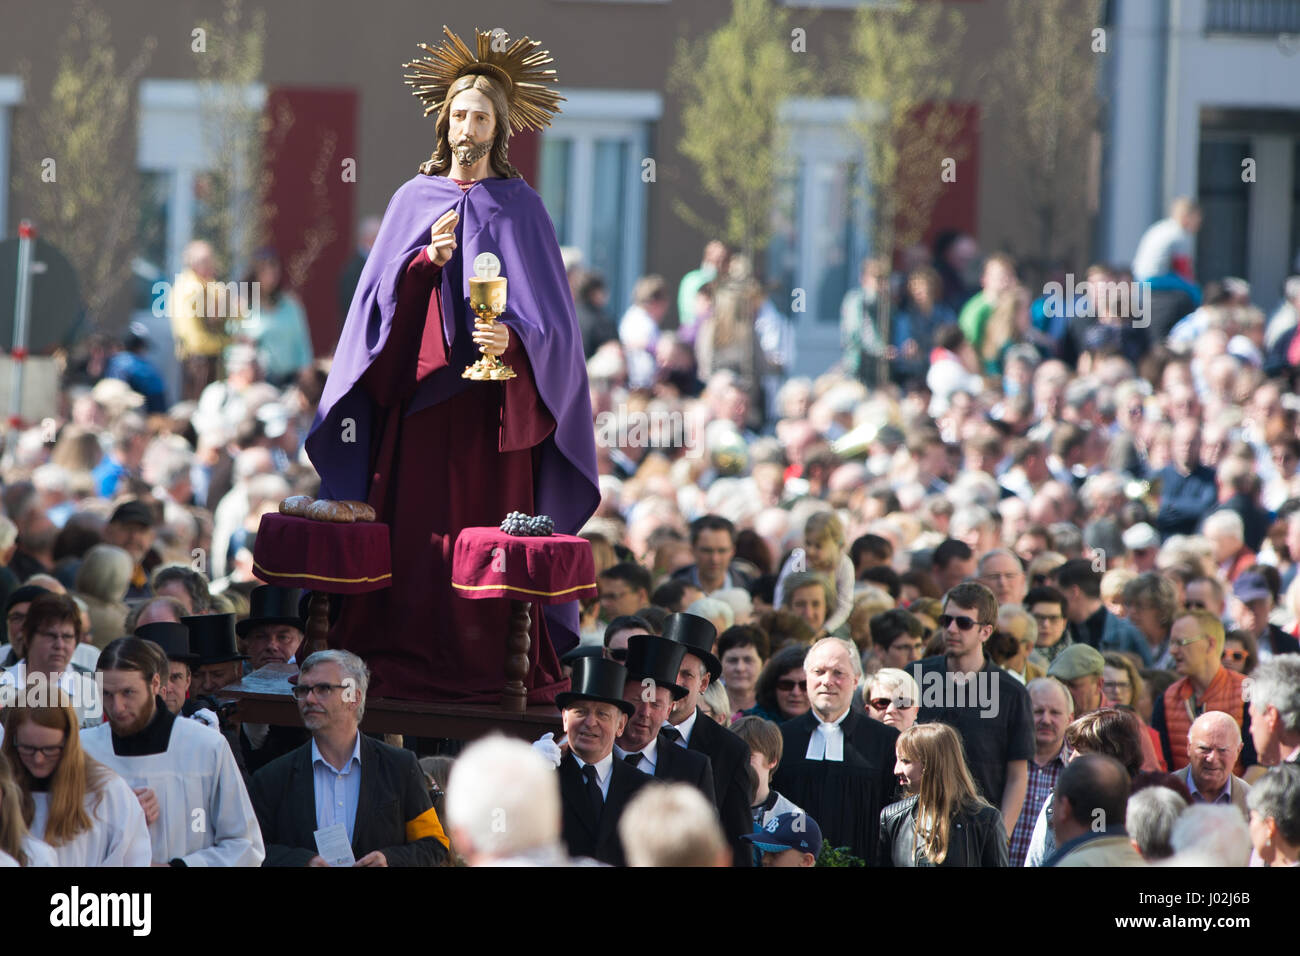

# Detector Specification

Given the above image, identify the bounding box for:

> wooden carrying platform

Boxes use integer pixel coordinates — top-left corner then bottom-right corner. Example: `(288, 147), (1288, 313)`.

(222, 663), (561, 742)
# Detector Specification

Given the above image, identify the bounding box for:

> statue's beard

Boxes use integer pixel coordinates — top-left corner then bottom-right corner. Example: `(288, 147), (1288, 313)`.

(452, 137), (492, 167)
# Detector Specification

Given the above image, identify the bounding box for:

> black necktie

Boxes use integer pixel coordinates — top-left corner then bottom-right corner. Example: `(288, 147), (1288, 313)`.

(624, 752), (642, 767)
(581, 763), (603, 817)
(661, 726), (682, 744)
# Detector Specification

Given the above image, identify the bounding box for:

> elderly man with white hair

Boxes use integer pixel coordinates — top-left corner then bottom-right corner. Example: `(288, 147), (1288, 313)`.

(1175, 711), (1252, 818)
(446, 735), (590, 866)
(771, 637), (899, 863)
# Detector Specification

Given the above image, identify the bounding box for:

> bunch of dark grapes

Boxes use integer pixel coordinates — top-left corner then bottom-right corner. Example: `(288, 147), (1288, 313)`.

(500, 511), (555, 537)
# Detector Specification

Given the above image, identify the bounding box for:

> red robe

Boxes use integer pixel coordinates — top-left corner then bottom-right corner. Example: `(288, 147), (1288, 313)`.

(330, 181), (566, 703)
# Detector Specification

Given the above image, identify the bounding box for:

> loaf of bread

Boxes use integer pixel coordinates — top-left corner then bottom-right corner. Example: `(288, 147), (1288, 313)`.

(341, 500), (376, 522)
(306, 499), (356, 523)
(280, 495), (315, 517)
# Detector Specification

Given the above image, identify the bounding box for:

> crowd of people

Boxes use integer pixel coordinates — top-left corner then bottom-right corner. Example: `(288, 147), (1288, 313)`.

(1, 194), (1299, 868)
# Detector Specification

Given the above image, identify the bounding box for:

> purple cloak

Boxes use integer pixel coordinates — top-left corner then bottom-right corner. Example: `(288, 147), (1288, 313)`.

(306, 173), (599, 653)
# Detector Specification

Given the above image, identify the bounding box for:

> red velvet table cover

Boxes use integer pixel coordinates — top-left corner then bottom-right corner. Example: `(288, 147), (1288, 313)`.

(252, 513), (392, 594)
(452, 527), (597, 604)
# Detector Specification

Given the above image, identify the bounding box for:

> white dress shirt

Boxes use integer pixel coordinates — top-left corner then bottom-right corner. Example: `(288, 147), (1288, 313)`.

(805, 707), (851, 761)
(665, 707), (699, 748)
(614, 735), (659, 774)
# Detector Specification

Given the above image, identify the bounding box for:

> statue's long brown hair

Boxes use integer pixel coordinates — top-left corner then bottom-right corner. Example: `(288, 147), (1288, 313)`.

(419, 73), (521, 180)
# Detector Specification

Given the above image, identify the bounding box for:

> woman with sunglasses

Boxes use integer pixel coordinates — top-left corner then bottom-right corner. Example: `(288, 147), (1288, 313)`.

(863, 667), (920, 732)
(1221, 628), (1257, 676)
(877, 723), (1008, 867)
(1, 696), (150, 865)
(745, 645), (810, 724)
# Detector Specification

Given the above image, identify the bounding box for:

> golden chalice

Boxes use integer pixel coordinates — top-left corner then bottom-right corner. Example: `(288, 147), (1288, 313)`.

(463, 255), (516, 380)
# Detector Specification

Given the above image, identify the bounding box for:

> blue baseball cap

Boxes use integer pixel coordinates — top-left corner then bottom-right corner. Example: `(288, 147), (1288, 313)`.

(740, 811), (822, 857)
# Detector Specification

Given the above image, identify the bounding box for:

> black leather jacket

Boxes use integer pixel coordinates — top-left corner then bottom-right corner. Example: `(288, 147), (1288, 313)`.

(876, 795), (1009, 867)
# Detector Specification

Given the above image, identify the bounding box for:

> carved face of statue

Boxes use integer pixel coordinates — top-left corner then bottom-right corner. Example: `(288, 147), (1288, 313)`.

(448, 87), (496, 167)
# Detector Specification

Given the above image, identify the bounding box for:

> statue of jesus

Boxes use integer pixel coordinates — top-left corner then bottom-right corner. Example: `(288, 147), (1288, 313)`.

(305, 27), (599, 704)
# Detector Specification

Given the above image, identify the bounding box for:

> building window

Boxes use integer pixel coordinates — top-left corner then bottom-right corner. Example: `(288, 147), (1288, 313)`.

(537, 90), (660, 316)
(1197, 137), (1252, 281)
(767, 98), (870, 375)
(135, 79), (265, 281)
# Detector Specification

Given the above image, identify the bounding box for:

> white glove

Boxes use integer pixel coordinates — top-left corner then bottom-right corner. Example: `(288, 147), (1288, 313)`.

(189, 708), (221, 731)
(532, 732), (563, 768)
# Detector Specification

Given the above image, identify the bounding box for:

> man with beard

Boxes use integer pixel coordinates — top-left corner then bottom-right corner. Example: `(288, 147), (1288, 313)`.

(305, 28), (598, 705)
(771, 637), (899, 863)
(614, 634), (714, 797)
(81, 636), (264, 866)
(661, 613), (754, 866)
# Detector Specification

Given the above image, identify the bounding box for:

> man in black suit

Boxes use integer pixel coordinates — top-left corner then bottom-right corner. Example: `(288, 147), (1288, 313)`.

(541, 657), (654, 866)
(670, 515), (755, 595)
(249, 649), (448, 866)
(615, 634), (715, 798)
(661, 612), (754, 867)
(235, 585), (310, 773)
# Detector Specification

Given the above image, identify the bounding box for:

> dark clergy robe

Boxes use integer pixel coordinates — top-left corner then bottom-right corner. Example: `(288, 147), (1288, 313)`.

(685, 708), (756, 867)
(239, 723), (311, 775)
(772, 709), (900, 864)
(558, 752), (653, 866)
(249, 734), (449, 867)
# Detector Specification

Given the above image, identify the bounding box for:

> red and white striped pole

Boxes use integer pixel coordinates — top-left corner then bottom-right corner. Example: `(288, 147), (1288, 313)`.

(10, 219), (35, 429)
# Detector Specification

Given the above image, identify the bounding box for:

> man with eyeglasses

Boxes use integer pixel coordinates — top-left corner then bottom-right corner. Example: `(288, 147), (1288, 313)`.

(772, 637), (899, 863)
(979, 549), (1028, 608)
(914, 581), (1034, 840)
(597, 562), (651, 623)
(870, 609), (926, 670)
(249, 649), (449, 866)
(1151, 609), (1257, 774)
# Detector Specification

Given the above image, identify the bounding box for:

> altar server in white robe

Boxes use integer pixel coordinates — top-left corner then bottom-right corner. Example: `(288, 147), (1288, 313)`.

(1, 695), (151, 866)
(80, 636), (264, 867)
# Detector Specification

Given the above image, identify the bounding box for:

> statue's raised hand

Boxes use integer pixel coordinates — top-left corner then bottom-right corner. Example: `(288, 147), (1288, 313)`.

(428, 210), (459, 267)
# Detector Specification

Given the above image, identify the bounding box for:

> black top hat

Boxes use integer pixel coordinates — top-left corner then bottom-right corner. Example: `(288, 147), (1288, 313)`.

(236, 585), (305, 637)
(661, 613), (721, 682)
(623, 634), (687, 700)
(135, 622), (199, 664)
(184, 613), (246, 665)
(555, 657), (635, 716)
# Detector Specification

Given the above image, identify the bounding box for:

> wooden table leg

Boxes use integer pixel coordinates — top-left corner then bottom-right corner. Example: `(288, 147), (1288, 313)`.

(502, 599), (531, 713)
(303, 591), (332, 663)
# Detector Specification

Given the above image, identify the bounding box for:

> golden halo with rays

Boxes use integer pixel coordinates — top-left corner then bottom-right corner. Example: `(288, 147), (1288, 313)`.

(403, 25), (564, 133)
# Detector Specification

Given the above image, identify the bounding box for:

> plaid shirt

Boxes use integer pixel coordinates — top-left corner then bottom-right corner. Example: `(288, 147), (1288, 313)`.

(1009, 748), (1065, 867)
